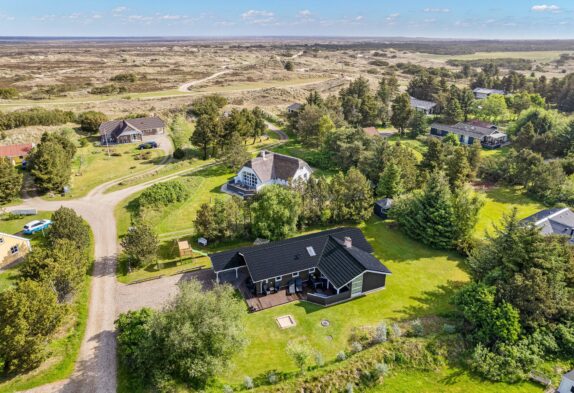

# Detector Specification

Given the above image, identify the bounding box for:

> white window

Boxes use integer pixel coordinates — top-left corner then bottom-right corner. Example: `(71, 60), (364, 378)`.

(10, 245), (18, 255)
(309, 268), (316, 274)
(242, 171), (258, 188)
(275, 276), (281, 281)
(292, 272), (299, 277)
(306, 246), (316, 256)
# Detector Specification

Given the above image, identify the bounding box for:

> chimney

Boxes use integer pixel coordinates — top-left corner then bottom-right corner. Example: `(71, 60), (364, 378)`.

(261, 150), (266, 159)
(343, 237), (352, 248)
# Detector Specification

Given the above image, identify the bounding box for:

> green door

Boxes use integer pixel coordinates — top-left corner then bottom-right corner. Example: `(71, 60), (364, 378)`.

(351, 275), (363, 297)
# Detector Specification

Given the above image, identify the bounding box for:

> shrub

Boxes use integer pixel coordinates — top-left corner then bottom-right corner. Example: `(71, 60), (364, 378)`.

(286, 341), (312, 374)
(111, 72), (138, 83)
(222, 385), (233, 393)
(172, 147), (185, 159)
(443, 324), (457, 334)
(373, 362), (390, 378)
(346, 382), (354, 393)
(351, 341), (363, 353)
(78, 111), (108, 133)
(391, 323), (402, 340)
(373, 322), (388, 343)
(411, 319), (425, 337)
(0, 108), (75, 131)
(267, 371), (278, 384)
(0, 87), (19, 99)
(243, 376), (253, 389)
(284, 61), (294, 71)
(337, 351), (347, 361)
(469, 342), (540, 383)
(137, 180), (190, 209)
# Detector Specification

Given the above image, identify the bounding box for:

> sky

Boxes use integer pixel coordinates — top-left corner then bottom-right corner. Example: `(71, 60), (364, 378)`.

(0, 1), (573, 39)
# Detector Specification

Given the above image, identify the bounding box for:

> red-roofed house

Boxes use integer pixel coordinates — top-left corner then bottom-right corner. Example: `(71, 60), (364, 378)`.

(0, 143), (34, 165)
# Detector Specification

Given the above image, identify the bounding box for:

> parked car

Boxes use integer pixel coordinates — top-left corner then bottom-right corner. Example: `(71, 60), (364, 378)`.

(23, 219), (52, 234)
(138, 141), (158, 150)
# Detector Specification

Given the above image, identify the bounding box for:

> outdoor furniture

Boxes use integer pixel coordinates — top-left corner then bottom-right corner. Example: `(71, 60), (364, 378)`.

(311, 278), (323, 290)
(262, 282), (270, 295)
(295, 277), (303, 293)
(274, 280), (281, 292)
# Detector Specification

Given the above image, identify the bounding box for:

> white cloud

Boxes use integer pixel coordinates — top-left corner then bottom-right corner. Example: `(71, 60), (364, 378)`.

(423, 8), (450, 13)
(386, 13), (400, 22)
(113, 6), (127, 13)
(355, 15), (364, 21)
(241, 9), (276, 25)
(127, 15), (154, 22)
(531, 4), (561, 12)
(158, 14), (183, 20)
(0, 13), (15, 21)
(298, 9), (312, 18)
(241, 10), (274, 20)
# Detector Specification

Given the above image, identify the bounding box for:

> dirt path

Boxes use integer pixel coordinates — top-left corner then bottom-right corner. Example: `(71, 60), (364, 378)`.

(177, 69), (230, 92)
(266, 121), (289, 140)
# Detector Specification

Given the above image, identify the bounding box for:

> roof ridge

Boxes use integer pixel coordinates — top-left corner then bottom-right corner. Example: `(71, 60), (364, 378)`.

(535, 207), (571, 225)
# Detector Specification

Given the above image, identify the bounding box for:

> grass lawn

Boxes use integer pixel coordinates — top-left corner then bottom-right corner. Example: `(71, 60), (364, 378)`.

(220, 219), (468, 384)
(61, 142), (165, 198)
(474, 187), (545, 238)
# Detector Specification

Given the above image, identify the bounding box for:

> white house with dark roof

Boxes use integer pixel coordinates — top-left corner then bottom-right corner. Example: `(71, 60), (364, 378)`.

(473, 87), (506, 100)
(430, 120), (507, 148)
(521, 208), (574, 243)
(223, 150), (312, 198)
(410, 96), (437, 115)
(99, 116), (165, 144)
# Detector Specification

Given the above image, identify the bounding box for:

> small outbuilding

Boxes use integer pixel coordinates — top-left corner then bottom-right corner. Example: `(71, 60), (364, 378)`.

(177, 240), (193, 258)
(374, 198), (393, 219)
(558, 370), (574, 393)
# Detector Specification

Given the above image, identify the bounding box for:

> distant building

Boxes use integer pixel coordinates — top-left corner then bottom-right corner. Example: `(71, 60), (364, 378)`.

(410, 96), (437, 115)
(223, 150), (312, 198)
(521, 208), (574, 243)
(473, 87), (506, 100)
(287, 103), (303, 114)
(0, 232), (31, 268)
(430, 120), (507, 148)
(99, 116), (165, 144)
(0, 143), (34, 165)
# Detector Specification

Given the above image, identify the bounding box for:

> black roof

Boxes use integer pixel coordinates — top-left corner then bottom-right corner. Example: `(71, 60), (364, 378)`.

(210, 227), (391, 289)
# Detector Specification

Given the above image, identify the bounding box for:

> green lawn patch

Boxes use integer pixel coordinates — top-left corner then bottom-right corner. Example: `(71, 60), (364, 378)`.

(474, 187), (545, 238)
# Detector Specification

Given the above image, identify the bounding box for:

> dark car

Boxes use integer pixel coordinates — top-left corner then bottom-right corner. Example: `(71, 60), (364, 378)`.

(138, 141), (158, 150)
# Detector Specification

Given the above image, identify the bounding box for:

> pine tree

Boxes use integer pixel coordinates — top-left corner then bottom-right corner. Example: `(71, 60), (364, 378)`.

(30, 141), (71, 192)
(377, 162), (403, 198)
(391, 171), (482, 250)
(0, 157), (22, 204)
(391, 93), (412, 136)
(443, 95), (464, 124)
(447, 147), (472, 190)
(420, 138), (446, 173)
(0, 280), (63, 373)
